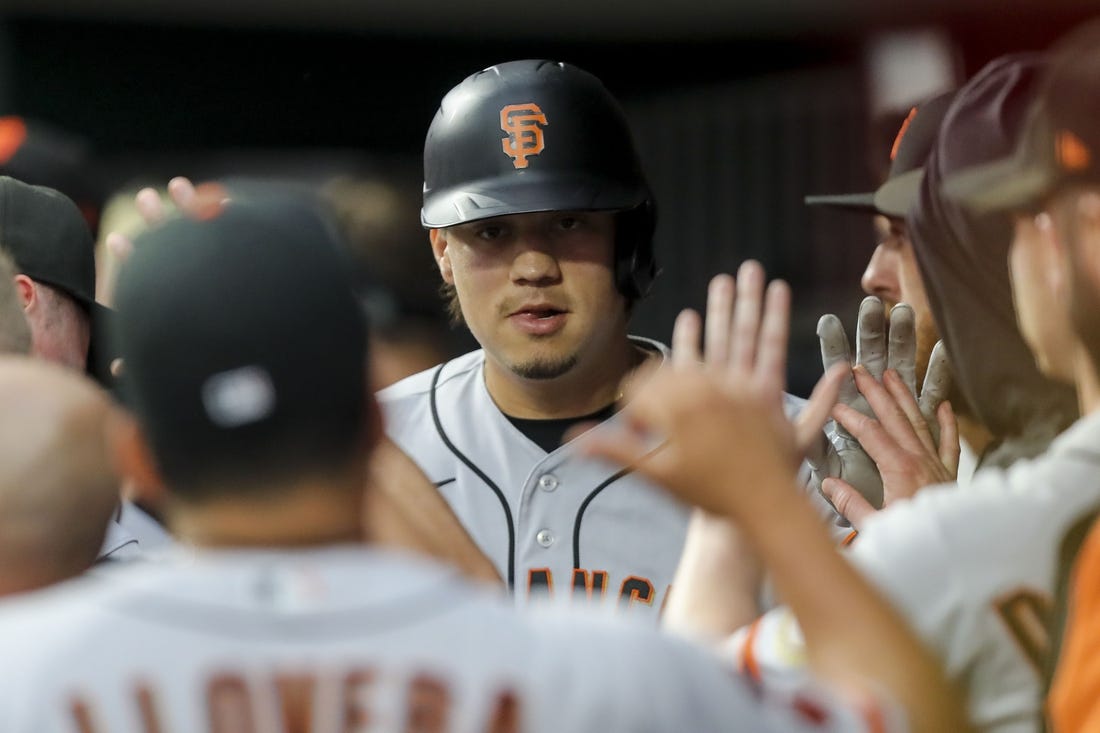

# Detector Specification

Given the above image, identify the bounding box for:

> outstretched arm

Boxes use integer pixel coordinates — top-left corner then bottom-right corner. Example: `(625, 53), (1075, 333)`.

(580, 260), (972, 733)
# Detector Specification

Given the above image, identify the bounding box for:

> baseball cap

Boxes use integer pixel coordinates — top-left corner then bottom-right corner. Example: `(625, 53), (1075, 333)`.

(0, 176), (117, 386)
(943, 21), (1100, 213)
(111, 194), (369, 494)
(0, 175), (100, 312)
(804, 89), (956, 218)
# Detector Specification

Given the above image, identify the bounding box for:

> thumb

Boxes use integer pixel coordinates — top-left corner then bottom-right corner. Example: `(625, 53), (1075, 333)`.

(821, 477), (876, 530)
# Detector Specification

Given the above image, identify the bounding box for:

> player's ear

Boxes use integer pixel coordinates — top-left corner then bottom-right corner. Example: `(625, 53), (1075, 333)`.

(105, 406), (167, 506)
(429, 229), (454, 285)
(13, 274), (36, 310)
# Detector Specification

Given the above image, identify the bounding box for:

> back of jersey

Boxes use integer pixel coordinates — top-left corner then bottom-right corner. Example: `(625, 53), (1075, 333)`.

(0, 546), (885, 733)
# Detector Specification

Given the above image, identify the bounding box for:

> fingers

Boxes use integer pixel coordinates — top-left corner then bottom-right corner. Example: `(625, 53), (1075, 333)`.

(855, 296), (887, 380)
(794, 362), (847, 458)
(134, 187), (167, 226)
(850, 366), (928, 454)
(576, 409), (657, 469)
(918, 340), (953, 422)
(671, 308), (703, 368)
(937, 401), (961, 478)
(167, 176), (197, 212)
(882, 369), (938, 455)
(832, 400), (914, 469)
(753, 279), (790, 394)
(728, 260), (765, 375)
(703, 273), (735, 371)
(817, 313), (858, 408)
(105, 231), (134, 262)
(820, 477), (877, 531)
(886, 303), (917, 396)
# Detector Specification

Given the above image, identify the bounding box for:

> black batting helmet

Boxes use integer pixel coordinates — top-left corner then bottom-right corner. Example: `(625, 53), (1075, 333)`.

(422, 59), (658, 300)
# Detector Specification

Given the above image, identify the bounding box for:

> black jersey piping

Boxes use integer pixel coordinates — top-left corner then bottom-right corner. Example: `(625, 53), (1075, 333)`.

(430, 363), (517, 589)
(572, 466), (634, 569)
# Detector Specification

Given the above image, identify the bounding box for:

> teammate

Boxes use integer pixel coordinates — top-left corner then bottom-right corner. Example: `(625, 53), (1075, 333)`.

(936, 18), (1100, 730)
(0, 187), (164, 561)
(0, 194), (973, 733)
(804, 89), (972, 511)
(0, 355), (120, 595)
(674, 52), (1098, 733)
(0, 176), (109, 376)
(379, 58), (840, 613)
(102, 174), (503, 584)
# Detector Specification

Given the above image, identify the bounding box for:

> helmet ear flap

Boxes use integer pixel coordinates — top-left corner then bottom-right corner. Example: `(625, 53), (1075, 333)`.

(614, 202), (659, 301)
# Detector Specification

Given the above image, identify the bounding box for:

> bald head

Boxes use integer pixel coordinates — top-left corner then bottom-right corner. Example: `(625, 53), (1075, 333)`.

(0, 356), (119, 596)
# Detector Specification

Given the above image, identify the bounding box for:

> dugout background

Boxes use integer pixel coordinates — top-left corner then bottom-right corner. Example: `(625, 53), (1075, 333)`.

(0, 4), (1093, 395)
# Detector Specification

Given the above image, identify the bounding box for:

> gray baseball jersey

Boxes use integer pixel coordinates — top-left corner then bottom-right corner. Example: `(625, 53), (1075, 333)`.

(378, 336), (833, 620)
(0, 546), (901, 733)
(725, 409), (1100, 733)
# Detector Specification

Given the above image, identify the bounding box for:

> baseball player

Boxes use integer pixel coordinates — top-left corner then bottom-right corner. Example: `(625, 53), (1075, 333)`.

(102, 174), (504, 584)
(379, 58), (844, 616)
(0, 194), (972, 733)
(945, 19), (1100, 730)
(804, 89), (966, 514)
(687, 52), (1097, 733)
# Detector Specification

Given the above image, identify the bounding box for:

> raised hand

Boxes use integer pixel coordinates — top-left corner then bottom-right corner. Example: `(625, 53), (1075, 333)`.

(581, 260), (846, 516)
(820, 342), (959, 529)
(670, 263), (844, 464)
(805, 297), (954, 518)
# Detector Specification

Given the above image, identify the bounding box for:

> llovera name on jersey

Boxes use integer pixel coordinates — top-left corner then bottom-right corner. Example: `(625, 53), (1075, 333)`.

(69, 667), (520, 733)
(527, 568), (670, 609)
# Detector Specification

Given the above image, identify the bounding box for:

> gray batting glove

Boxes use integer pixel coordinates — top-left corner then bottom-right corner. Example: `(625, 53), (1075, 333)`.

(805, 296), (890, 511)
(805, 296), (955, 515)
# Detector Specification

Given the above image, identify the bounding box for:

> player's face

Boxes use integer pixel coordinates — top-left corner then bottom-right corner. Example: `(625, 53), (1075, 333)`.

(431, 211), (626, 381)
(863, 215), (939, 385)
(1008, 208), (1075, 382)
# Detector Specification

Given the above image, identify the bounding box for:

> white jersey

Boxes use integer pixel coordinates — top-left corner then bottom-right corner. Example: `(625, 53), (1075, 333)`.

(0, 546), (901, 733)
(378, 337), (822, 620)
(97, 500), (177, 562)
(725, 409), (1100, 733)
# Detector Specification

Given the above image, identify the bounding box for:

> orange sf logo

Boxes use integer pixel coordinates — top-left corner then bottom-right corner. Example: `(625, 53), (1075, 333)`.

(500, 103), (548, 169)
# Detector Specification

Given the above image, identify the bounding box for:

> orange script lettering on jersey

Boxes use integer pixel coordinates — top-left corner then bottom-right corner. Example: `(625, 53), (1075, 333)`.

(68, 668), (521, 733)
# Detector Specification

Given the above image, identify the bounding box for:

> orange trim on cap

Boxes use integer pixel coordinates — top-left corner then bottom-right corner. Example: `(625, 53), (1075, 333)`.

(1057, 130), (1091, 172)
(739, 617), (765, 683)
(0, 117), (27, 165)
(841, 530), (859, 547)
(889, 106), (918, 162)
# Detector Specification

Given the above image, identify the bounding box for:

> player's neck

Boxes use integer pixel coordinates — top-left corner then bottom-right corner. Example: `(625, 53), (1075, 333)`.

(166, 479), (366, 548)
(1075, 349), (1100, 415)
(485, 339), (646, 419)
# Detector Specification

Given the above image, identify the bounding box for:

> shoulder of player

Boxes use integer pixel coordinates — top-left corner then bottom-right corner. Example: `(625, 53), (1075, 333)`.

(852, 445), (1100, 571)
(0, 571), (114, 648)
(376, 350), (484, 406)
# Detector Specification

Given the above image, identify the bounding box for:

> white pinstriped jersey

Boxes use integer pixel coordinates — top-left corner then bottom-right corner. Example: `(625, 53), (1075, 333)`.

(378, 336), (833, 622)
(0, 546), (903, 733)
(725, 410), (1100, 733)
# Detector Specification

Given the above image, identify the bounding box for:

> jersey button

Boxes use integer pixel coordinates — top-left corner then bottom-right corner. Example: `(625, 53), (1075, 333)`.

(537, 474), (559, 491)
(536, 529), (555, 547)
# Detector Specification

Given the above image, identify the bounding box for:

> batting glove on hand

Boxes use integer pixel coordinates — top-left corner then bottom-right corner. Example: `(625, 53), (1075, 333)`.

(804, 296), (953, 518)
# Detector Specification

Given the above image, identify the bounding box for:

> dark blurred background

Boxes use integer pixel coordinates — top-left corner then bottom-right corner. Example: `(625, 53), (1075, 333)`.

(0, 0), (1095, 394)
